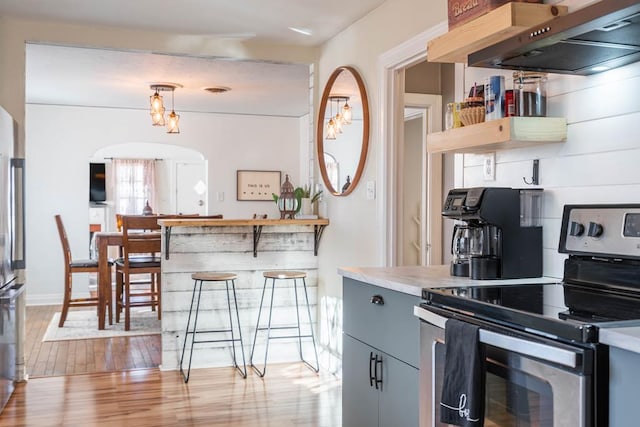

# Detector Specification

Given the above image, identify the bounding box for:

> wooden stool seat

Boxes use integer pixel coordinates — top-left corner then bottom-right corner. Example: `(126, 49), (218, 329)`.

(191, 272), (237, 282)
(263, 270), (306, 280)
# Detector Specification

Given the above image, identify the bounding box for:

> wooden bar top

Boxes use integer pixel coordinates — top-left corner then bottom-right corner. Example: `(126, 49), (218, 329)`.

(157, 218), (329, 227)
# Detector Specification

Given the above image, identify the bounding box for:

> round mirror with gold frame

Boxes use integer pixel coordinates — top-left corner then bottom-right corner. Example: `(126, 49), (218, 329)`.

(317, 66), (369, 197)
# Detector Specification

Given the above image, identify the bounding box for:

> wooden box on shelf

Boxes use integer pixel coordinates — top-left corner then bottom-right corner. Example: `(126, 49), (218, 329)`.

(447, 0), (542, 30)
(427, 117), (567, 154)
(429, 2), (568, 64)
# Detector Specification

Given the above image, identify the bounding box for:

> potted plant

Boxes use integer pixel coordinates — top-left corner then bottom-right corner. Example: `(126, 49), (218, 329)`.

(294, 185), (322, 216)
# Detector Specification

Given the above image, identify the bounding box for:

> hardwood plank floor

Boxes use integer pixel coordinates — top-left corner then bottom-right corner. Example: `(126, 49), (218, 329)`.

(13, 305), (342, 426)
(25, 305), (161, 377)
(2, 364), (342, 426)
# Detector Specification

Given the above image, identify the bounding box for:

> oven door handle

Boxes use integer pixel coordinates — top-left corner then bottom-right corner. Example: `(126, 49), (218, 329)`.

(414, 305), (578, 369)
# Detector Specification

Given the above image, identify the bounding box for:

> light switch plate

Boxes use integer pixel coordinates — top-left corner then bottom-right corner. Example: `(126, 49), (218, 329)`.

(483, 153), (496, 181)
(366, 181), (376, 200)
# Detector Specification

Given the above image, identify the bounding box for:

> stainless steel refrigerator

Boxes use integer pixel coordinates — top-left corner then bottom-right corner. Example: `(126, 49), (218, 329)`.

(0, 105), (25, 413)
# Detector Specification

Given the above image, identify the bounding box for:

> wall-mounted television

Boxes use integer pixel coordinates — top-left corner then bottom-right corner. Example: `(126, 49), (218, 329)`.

(89, 162), (106, 203)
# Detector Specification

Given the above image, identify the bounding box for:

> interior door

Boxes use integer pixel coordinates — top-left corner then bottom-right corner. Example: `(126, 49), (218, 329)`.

(175, 161), (207, 215)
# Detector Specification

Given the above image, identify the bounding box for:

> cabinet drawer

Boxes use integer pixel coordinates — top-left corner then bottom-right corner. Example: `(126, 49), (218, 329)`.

(343, 278), (420, 367)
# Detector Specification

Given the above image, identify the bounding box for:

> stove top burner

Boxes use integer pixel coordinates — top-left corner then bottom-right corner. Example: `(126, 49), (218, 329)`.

(423, 283), (605, 344)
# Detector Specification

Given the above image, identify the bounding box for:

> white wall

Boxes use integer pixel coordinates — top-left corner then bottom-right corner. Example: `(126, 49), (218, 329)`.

(316, 0), (447, 295)
(314, 0), (448, 371)
(27, 103), (305, 304)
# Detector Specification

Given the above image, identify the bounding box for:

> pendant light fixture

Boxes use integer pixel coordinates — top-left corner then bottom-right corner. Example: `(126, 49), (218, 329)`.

(149, 89), (165, 126)
(325, 97), (337, 140)
(166, 88), (180, 134)
(148, 82), (182, 133)
(341, 98), (352, 125)
(326, 95), (350, 140)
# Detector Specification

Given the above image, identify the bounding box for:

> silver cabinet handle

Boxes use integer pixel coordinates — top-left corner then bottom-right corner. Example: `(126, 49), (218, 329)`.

(413, 305), (578, 368)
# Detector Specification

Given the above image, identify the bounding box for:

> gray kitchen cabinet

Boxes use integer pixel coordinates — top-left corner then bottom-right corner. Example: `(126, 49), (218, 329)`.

(609, 345), (640, 427)
(342, 277), (420, 427)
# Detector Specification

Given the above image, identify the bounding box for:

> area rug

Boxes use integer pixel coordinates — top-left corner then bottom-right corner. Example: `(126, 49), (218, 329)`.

(42, 310), (161, 342)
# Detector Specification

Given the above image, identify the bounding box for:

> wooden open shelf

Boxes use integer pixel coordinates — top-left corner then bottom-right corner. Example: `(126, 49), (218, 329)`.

(427, 3), (568, 64)
(427, 117), (567, 154)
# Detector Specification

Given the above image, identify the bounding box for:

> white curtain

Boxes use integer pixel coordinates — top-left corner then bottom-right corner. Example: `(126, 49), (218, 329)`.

(110, 159), (157, 215)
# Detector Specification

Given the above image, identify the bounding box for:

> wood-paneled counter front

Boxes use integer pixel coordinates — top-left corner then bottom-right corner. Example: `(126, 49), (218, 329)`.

(157, 218), (329, 372)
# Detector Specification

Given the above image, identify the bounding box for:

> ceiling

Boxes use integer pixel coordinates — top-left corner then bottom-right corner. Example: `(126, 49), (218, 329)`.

(2, 0), (385, 118)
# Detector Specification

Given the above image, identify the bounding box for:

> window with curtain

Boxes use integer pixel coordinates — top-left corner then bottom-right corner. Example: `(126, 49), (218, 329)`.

(111, 159), (157, 215)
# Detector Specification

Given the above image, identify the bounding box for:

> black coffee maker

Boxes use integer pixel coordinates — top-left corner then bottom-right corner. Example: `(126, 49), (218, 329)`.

(443, 187), (543, 279)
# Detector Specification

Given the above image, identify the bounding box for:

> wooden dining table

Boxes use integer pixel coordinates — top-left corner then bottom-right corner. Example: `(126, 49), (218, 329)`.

(94, 230), (161, 330)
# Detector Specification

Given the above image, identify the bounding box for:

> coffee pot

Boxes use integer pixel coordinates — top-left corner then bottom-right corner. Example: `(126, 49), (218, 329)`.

(451, 224), (472, 277)
(468, 224), (501, 280)
(443, 187), (543, 280)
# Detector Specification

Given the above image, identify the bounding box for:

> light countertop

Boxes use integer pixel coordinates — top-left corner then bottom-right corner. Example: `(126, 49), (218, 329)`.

(599, 322), (640, 353)
(339, 264), (640, 354)
(338, 264), (560, 297)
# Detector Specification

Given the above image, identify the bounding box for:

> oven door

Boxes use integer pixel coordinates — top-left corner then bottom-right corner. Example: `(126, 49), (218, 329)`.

(415, 305), (593, 427)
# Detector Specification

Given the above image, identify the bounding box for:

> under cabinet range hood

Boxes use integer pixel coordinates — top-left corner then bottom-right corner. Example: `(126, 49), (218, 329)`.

(468, 0), (640, 75)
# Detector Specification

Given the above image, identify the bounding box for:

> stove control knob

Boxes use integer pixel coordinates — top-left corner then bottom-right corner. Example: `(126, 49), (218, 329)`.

(587, 222), (604, 238)
(569, 221), (585, 237)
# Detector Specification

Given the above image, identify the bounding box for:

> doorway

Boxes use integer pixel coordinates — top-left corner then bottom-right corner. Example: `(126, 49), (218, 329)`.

(397, 94), (442, 267)
(378, 23), (458, 268)
(176, 161), (208, 215)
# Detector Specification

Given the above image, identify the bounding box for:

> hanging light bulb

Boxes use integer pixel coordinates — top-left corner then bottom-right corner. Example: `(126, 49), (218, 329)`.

(334, 98), (344, 134)
(342, 100), (352, 125)
(326, 118), (337, 140)
(166, 88), (180, 134)
(149, 90), (165, 126)
(325, 96), (337, 140)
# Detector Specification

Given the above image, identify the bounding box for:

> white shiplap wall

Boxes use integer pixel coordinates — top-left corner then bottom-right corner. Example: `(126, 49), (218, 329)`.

(461, 62), (640, 308)
(160, 224), (320, 372)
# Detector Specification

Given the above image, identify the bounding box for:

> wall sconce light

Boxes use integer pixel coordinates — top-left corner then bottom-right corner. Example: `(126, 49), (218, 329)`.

(149, 82), (182, 133)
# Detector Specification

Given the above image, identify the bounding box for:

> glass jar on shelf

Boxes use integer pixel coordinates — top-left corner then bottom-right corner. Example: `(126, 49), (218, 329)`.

(513, 71), (548, 117)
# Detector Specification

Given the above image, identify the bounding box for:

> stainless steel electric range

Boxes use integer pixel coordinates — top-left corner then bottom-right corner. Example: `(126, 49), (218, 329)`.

(415, 204), (640, 427)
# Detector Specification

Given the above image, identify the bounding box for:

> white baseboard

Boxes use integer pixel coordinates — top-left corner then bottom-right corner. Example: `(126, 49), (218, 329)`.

(26, 293), (64, 306)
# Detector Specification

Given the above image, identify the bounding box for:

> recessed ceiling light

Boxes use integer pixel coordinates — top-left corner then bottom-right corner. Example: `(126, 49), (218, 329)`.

(203, 86), (231, 94)
(288, 27), (313, 36)
(591, 66), (610, 72)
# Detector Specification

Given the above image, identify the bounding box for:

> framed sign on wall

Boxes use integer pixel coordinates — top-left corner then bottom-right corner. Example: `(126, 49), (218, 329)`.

(236, 170), (282, 201)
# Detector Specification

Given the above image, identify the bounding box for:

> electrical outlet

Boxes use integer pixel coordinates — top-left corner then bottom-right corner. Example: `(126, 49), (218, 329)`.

(483, 153), (496, 181)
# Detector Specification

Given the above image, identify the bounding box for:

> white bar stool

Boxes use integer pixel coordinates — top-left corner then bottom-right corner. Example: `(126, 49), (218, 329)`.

(250, 270), (319, 377)
(180, 272), (247, 382)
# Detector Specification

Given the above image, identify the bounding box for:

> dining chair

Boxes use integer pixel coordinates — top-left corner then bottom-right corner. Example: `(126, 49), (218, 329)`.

(115, 215), (162, 331)
(55, 214), (110, 327)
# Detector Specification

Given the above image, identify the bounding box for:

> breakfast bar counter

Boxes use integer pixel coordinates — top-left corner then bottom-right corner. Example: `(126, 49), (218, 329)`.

(157, 217), (329, 371)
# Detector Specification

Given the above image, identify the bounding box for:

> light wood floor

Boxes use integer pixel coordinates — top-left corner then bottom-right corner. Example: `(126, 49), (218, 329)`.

(6, 305), (342, 426)
(2, 364), (342, 426)
(25, 305), (161, 377)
